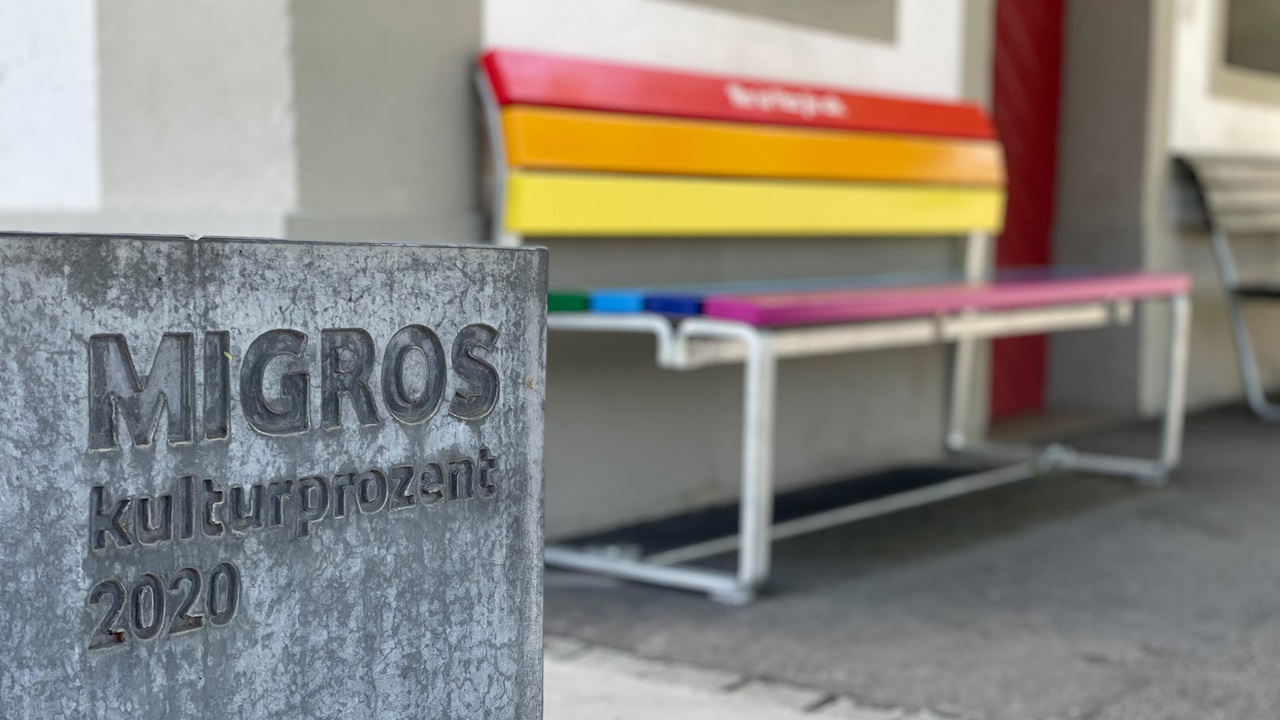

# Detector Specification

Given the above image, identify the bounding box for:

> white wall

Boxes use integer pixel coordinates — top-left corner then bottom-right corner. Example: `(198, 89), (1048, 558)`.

(1169, 0), (1280, 152)
(98, 0), (297, 213)
(0, 0), (100, 210)
(483, 0), (966, 100)
(0, 0), (296, 237)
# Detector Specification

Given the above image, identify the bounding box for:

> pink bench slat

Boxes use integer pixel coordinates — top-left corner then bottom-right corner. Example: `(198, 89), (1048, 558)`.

(702, 273), (1191, 327)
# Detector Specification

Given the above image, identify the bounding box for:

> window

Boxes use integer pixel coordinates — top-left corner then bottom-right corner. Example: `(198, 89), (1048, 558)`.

(1226, 0), (1280, 76)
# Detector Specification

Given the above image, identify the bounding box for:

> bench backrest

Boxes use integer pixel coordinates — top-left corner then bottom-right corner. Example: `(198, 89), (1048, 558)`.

(478, 50), (1008, 247)
(1177, 155), (1280, 237)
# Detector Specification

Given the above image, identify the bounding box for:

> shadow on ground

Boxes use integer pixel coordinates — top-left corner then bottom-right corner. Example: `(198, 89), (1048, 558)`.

(545, 408), (1280, 720)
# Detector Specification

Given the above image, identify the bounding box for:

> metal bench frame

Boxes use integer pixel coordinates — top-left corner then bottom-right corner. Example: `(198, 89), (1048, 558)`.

(539, 232), (1190, 605)
(1207, 223), (1280, 420)
(480, 65), (1192, 604)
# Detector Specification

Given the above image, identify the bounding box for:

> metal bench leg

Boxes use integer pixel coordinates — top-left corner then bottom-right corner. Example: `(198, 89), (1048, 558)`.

(945, 334), (979, 453)
(1156, 293), (1191, 475)
(1210, 228), (1280, 421)
(543, 324), (778, 605)
(1223, 285), (1280, 421)
(719, 332), (777, 605)
(946, 294), (1191, 486)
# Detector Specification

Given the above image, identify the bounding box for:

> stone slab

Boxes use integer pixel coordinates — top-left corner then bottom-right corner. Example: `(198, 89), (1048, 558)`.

(572, 645), (745, 691)
(0, 233), (547, 719)
(544, 654), (813, 720)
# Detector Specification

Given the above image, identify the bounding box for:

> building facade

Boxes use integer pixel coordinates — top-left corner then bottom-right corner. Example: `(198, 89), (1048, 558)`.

(2, 0), (1276, 537)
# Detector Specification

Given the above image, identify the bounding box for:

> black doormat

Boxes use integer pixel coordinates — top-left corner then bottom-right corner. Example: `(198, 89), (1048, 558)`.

(560, 465), (974, 556)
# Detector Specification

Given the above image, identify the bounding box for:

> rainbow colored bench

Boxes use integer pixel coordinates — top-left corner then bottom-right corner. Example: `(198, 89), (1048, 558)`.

(478, 49), (1193, 604)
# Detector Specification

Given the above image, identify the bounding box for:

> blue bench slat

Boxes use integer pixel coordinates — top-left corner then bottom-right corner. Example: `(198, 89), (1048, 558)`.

(587, 272), (962, 315)
(644, 295), (704, 315)
(589, 291), (648, 312)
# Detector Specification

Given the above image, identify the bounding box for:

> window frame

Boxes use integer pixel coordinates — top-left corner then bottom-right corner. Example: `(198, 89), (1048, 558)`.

(1213, 0), (1280, 105)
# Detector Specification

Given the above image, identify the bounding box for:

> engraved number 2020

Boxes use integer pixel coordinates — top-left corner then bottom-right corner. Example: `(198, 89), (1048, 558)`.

(87, 563), (241, 651)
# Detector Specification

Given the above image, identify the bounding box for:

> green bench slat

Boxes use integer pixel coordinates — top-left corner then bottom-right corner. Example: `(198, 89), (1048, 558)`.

(548, 290), (589, 312)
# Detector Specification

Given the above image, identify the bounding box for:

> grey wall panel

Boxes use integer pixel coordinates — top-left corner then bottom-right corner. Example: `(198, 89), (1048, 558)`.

(288, 0), (483, 243)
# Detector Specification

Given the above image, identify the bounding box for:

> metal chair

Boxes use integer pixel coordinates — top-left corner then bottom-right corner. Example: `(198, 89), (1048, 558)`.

(1179, 155), (1280, 420)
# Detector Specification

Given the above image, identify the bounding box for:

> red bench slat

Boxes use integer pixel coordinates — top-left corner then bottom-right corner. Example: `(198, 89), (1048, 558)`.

(701, 273), (1191, 327)
(481, 49), (997, 140)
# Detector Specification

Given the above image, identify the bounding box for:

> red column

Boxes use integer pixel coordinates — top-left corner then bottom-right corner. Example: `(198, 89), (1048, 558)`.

(989, 0), (1066, 419)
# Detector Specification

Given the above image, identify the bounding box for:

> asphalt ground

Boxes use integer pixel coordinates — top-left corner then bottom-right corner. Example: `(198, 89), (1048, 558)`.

(546, 408), (1280, 720)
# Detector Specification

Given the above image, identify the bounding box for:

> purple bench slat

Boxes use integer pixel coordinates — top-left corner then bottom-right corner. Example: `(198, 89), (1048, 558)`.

(702, 273), (1191, 327)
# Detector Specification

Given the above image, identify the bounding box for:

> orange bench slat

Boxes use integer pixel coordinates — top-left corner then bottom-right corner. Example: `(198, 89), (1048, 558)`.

(502, 106), (1005, 186)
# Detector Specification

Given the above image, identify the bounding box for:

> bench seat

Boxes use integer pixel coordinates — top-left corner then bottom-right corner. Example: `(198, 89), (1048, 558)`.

(702, 272), (1191, 327)
(553, 270), (1187, 325)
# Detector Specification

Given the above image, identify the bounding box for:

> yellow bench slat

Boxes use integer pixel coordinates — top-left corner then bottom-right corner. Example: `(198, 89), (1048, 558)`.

(505, 171), (1007, 236)
(503, 107), (1005, 186)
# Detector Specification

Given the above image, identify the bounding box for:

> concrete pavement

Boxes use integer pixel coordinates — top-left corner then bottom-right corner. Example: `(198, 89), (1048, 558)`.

(545, 408), (1280, 719)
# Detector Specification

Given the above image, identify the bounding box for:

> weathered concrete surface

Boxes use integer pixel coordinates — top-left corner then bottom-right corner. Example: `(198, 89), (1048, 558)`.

(546, 409), (1280, 719)
(0, 233), (546, 719)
